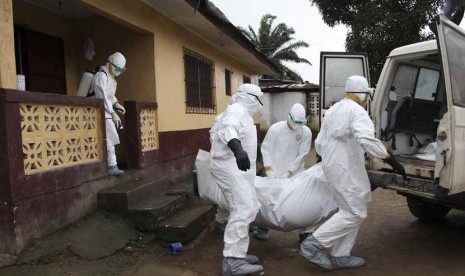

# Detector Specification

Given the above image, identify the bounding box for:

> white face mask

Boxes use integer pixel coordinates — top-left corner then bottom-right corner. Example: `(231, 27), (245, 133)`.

(110, 62), (125, 77)
(236, 93), (263, 113)
(288, 114), (305, 130)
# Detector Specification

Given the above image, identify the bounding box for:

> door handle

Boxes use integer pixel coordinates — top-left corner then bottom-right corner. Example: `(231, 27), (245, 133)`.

(441, 149), (449, 166)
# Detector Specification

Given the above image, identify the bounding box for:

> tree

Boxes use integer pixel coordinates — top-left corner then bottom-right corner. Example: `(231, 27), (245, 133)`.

(310, 0), (464, 84)
(239, 14), (311, 81)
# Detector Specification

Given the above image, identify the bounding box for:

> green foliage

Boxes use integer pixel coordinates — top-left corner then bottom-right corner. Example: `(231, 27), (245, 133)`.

(239, 14), (311, 81)
(310, 0), (464, 84)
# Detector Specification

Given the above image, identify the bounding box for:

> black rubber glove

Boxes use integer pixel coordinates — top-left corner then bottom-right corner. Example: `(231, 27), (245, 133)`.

(316, 153), (322, 164)
(386, 154), (407, 180)
(227, 138), (250, 172)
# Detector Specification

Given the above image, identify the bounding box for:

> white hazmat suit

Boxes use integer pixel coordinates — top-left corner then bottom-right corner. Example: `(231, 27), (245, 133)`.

(311, 75), (388, 259)
(91, 52), (126, 175)
(210, 84), (263, 261)
(255, 103), (312, 241)
(196, 149), (338, 233)
(262, 103), (312, 178)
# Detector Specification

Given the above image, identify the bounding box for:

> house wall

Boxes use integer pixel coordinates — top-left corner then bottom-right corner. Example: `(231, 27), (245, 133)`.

(3, 0), (261, 131)
(0, 0), (268, 256)
(0, 0), (16, 89)
(73, 0), (260, 131)
(72, 17), (156, 103)
(12, 0), (156, 102)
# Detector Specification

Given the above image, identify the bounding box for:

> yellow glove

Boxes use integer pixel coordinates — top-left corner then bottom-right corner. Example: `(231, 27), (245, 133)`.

(265, 166), (276, 178)
(279, 170), (292, 179)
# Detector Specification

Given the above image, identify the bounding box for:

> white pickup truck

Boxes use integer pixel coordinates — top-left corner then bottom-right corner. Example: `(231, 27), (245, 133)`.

(319, 15), (465, 221)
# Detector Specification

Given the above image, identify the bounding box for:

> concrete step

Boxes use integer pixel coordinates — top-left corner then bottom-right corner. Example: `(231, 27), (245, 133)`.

(98, 177), (174, 212)
(97, 175), (213, 240)
(156, 200), (216, 243)
(97, 180), (194, 212)
(127, 193), (191, 231)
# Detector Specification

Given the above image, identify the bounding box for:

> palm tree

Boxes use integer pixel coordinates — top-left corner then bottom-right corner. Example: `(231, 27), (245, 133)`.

(239, 14), (311, 81)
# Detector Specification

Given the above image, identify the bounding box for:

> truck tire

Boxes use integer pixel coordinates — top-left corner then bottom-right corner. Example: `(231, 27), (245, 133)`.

(407, 197), (451, 222)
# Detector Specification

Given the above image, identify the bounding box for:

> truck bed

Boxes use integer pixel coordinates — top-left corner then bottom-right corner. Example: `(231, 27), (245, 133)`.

(384, 155), (435, 179)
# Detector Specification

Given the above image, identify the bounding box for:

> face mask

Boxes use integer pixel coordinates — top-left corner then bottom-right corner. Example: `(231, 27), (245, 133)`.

(288, 113), (306, 130)
(248, 97), (263, 112)
(235, 92), (263, 113)
(246, 93), (263, 105)
(110, 62), (125, 77)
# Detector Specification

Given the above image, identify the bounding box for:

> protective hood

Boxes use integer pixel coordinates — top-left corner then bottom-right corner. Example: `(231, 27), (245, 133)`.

(345, 75), (372, 102)
(288, 103), (307, 130)
(236, 83), (263, 113)
(108, 52), (126, 77)
(229, 94), (238, 105)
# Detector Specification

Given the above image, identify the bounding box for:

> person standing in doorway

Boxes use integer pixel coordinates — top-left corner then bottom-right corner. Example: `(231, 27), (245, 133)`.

(92, 52), (127, 176)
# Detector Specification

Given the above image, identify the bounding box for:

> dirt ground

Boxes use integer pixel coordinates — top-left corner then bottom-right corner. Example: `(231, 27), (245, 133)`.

(150, 189), (465, 276)
(3, 149), (465, 275)
(3, 191), (465, 276)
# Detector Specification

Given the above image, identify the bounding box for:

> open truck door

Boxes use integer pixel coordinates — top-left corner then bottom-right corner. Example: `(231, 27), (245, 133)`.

(436, 15), (465, 195)
(319, 52), (371, 129)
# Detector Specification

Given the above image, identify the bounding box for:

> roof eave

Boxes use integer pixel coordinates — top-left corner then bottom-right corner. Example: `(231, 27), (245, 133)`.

(184, 0), (280, 76)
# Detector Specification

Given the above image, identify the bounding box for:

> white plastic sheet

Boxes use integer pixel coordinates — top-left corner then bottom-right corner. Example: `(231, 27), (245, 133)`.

(195, 150), (338, 232)
(415, 142), (437, 161)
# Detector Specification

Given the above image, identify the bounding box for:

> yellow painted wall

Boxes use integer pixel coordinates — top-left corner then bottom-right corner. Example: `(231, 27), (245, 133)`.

(150, 17), (259, 131)
(75, 0), (260, 131)
(5, 0), (262, 132)
(0, 0), (16, 89)
(72, 17), (156, 103)
(11, 1), (156, 101)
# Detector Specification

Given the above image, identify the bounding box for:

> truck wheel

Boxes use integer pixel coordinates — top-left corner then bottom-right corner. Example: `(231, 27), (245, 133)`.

(407, 197), (451, 222)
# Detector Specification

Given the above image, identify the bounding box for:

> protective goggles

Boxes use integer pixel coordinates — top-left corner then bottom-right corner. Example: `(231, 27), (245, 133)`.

(247, 93), (263, 106)
(347, 89), (374, 100)
(289, 113), (307, 125)
(110, 62), (126, 74)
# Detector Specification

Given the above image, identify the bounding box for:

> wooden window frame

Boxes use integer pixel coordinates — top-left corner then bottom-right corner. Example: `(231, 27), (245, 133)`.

(183, 48), (216, 114)
(225, 69), (232, 96)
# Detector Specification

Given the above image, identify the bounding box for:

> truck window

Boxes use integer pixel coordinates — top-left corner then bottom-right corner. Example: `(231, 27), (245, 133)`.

(414, 68), (440, 101)
(391, 65), (417, 100)
(391, 65), (440, 102)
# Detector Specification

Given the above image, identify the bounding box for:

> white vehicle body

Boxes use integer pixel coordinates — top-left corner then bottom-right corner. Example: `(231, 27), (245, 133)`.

(320, 16), (465, 219)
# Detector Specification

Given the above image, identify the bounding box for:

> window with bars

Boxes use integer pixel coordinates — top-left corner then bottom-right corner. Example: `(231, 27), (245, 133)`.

(243, 75), (251, 84)
(225, 69), (232, 96)
(183, 48), (216, 114)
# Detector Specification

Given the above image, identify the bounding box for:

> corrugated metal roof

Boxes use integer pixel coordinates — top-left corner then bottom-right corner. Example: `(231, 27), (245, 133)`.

(261, 82), (320, 93)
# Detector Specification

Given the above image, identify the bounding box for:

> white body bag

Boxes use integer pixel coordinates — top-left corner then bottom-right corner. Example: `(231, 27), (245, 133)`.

(195, 150), (338, 231)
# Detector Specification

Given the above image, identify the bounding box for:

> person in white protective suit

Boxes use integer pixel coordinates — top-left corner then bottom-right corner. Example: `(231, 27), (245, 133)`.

(209, 95), (237, 235)
(195, 149), (338, 238)
(209, 83), (264, 276)
(253, 103), (312, 241)
(91, 52), (127, 176)
(300, 75), (406, 270)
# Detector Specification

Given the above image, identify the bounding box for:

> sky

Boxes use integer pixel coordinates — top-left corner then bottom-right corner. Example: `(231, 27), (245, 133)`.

(211, 0), (465, 85)
(210, 0), (348, 84)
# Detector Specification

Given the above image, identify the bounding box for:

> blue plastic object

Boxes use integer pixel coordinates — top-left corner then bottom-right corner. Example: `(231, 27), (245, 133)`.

(168, 242), (183, 255)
